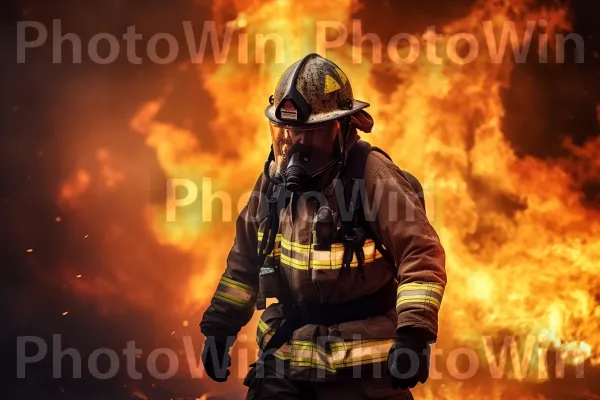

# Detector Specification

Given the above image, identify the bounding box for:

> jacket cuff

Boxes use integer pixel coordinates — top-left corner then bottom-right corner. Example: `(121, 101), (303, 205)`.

(396, 312), (438, 341)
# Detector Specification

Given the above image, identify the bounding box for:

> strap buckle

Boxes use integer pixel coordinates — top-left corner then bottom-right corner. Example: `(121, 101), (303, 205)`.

(268, 183), (282, 203)
(343, 227), (367, 272)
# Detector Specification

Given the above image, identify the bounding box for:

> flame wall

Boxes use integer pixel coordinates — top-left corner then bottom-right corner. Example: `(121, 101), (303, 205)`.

(5, 0), (600, 399)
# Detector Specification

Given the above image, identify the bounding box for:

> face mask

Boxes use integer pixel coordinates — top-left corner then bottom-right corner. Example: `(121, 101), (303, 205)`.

(269, 120), (342, 193)
(283, 143), (341, 193)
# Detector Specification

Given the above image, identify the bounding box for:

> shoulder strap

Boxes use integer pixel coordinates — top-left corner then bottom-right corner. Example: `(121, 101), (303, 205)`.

(341, 141), (392, 273)
(342, 141), (427, 275)
(345, 141), (426, 210)
(342, 140), (373, 209)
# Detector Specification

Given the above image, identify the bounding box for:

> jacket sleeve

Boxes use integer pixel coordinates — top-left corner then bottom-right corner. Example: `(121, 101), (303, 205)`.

(364, 152), (447, 339)
(200, 174), (266, 339)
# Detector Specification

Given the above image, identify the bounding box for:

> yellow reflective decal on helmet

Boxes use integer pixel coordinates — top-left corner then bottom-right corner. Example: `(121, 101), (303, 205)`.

(335, 67), (348, 85)
(324, 75), (341, 94)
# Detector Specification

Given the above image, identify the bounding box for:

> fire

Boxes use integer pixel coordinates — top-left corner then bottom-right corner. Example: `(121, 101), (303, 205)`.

(57, 0), (599, 398)
(96, 148), (124, 188)
(59, 169), (90, 206)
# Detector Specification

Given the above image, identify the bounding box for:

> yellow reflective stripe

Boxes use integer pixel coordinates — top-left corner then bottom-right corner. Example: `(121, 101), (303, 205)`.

(218, 280), (253, 300)
(311, 244), (375, 262)
(258, 319), (270, 334)
(338, 355), (388, 367)
(313, 340), (393, 354)
(280, 253), (309, 270)
(258, 330), (392, 370)
(256, 232), (281, 258)
(311, 252), (383, 269)
(218, 286), (252, 304)
(280, 238), (312, 253)
(396, 295), (441, 308)
(330, 339), (392, 351)
(346, 340), (394, 358)
(397, 282), (444, 296)
(291, 358), (337, 373)
(259, 249), (282, 257)
(273, 339), (394, 356)
(290, 340), (326, 349)
(259, 233), (381, 269)
(214, 292), (245, 307)
(220, 276), (255, 293)
(259, 334), (392, 352)
(279, 254), (383, 270)
(257, 232), (282, 242)
(396, 282), (444, 311)
(291, 343), (333, 360)
(215, 277), (257, 308)
(346, 339), (394, 350)
(280, 252), (382, 270)
(257, 232), (283, 241)
(280, 238), (375, 255)
(287, 354), (388, 370)
(290, 340), (393, 371)
(258, 323), (393, 354)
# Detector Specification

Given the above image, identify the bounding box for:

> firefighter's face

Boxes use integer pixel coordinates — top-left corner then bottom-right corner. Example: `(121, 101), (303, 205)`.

(269, 120), (341, 178)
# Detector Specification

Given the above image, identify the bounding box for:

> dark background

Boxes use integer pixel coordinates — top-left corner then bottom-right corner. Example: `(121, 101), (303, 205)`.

(1, 0), (599, 399)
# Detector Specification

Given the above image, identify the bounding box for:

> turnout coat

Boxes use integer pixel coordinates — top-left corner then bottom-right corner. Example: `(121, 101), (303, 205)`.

(200, 146), (447, 382)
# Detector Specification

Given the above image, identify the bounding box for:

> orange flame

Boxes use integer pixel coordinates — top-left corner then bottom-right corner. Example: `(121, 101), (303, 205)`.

(58, 0), (599, 398)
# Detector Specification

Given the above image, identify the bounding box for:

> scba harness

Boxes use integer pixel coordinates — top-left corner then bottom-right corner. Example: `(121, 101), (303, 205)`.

(257, 140), (426, 289)
(255, 140), (426, 357)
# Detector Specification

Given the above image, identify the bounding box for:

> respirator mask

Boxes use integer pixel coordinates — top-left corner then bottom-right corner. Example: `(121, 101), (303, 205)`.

(269, 120), (343, 193)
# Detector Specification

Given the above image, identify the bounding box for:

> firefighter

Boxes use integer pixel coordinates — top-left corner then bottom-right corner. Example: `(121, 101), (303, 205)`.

(200, 53), (446, 399)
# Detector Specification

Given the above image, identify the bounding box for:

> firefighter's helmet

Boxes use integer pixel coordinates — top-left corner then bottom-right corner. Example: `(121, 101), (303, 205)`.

(265, 53), (370, 125)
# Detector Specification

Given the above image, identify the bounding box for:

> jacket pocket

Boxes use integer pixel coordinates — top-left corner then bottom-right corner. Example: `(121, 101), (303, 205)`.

(259, 258), (282, 300)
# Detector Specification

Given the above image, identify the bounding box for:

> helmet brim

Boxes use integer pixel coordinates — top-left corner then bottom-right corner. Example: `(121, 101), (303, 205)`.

(265, 99), (370, 126)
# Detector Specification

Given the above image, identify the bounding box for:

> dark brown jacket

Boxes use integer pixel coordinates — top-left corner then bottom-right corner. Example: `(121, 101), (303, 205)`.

(201, 146), (447, 381)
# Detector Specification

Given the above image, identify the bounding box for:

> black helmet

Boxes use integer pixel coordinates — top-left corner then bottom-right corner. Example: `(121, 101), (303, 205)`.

(264, 54), (373, 193)
(265, 53), (370, 126)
